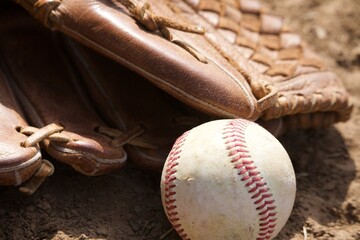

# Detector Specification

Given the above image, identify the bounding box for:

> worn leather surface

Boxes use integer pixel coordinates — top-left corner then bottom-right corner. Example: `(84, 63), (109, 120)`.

(0, 4), (127, 176)
(15, 0), (353, 132)
(0, 63), (42, 186)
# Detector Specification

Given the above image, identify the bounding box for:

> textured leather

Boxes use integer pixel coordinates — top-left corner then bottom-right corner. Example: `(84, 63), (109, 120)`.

(0, 65), (42, 186)
(15, 0), (353, 132)
(0, 5), (127, 176)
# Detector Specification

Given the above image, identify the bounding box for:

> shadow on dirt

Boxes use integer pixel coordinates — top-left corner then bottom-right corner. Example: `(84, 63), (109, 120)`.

(277, 127), (356, 239)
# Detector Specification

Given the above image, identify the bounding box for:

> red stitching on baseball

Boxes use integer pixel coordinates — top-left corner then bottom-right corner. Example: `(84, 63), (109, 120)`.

(224, 120), (278, 240)
(246, 179), (265, 187)
(163, 131), (191, 240)
(260, 212), (276, 221)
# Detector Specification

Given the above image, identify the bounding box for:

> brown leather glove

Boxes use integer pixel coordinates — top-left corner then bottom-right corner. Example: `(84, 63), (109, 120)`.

(1, 0), (354, 193)
(14, 0), (353, 135)
(14, 0), (280, 121)
(0, 1), (209, 192)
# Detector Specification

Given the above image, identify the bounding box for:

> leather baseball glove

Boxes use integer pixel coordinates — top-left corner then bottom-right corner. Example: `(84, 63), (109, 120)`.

(0, 1), (209, 193)
(14, 0), (353, 133)
(0, 0), (353, 193)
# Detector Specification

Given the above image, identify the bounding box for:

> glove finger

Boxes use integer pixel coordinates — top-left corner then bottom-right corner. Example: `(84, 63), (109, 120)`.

(0, 65), (43, 186)
(0, 6), (127, 176)
(262, 71), (352, 122)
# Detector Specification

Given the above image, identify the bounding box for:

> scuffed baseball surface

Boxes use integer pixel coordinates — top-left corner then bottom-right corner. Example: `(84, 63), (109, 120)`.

(161, 119), (296, 240)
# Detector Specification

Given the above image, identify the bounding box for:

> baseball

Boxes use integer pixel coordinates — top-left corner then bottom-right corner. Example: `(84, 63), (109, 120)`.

(160, 119), (296, 240)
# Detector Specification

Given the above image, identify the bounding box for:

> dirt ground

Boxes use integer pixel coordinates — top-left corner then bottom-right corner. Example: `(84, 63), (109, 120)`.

(1, 0), (360, 239)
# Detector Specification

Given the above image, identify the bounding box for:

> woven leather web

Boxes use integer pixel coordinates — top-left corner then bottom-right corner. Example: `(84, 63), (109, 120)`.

(196, 0), (325, 79)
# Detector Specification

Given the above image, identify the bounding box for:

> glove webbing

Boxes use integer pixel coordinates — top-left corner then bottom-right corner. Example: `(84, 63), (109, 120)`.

(117, 0), (208, 63)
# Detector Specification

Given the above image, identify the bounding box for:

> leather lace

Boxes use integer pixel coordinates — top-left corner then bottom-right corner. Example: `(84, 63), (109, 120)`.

(19, 123), (69, 147)
(19, 160), (54, 195)
(16, 123), (65, 195)
(97, 116), (206, 149)
(117, 0), (208, 63)
(96, 125), (159, 149)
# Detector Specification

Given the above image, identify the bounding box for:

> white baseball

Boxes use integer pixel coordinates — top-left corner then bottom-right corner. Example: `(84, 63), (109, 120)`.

(160, 119), (296, 240)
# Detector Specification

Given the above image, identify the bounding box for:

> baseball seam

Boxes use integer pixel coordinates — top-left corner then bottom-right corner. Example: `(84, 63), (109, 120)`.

(224, 120), (277, 240)
(163, 131), (190, 240)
